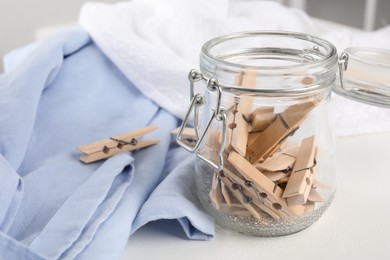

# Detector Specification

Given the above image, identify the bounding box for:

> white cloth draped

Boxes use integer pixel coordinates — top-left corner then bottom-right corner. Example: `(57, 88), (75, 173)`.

(79, 0), (390, 136)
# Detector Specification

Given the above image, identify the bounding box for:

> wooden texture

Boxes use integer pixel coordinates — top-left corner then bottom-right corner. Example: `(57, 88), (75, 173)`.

(79, 125), (159, 163)
(249, 107), (274, 122)
(255, 146), (299, 172)
(224, 103), (237, 153)
(263, 171), (290, 182)
(79, 139), (159, 163)
(202, 129), (221, 165)
(308, 188), (324, 202)
(246, 101), (317, 164)
(223, 72), (243, 153)
(302, 76), (315, 85)
(249, 107), (275, 132)
(222, 160), (281, 219)
(217, 173), (262, 219)
(230, 69), (255, 156)
(79, 125), (157, 154)
(231, 111), (249, 156)
(237, 70), (255, 117)
(228, 151), (305, 217)
(312, 179), (331, 189)
(220, 182), (233, 207)
(209, 174), (223, 209)
(283, 136), (316, 206)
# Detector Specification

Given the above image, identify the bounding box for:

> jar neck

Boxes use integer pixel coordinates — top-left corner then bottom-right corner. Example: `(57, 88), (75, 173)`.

(200, 31), (338, 95)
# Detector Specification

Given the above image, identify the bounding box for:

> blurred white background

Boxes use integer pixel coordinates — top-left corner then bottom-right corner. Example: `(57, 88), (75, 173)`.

(0, 0), (389, 72)
(0, 0), (122, 72)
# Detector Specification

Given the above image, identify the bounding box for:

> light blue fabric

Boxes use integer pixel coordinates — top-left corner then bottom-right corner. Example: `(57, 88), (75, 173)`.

(0, 27), (214, 259)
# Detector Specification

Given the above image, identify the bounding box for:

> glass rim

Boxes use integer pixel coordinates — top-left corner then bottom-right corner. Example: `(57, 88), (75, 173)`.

(200, 31), (338, 95)
(201, 30), (338, 71)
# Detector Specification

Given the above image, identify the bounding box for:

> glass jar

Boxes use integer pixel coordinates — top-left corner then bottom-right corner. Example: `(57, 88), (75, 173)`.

(177, 31), (338, 236)
(334, 47), (390, 107)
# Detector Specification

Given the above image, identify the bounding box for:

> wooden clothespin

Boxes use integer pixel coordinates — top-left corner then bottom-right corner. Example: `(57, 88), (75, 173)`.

(256, 146), (299, 172)
(208, 156), (275, 219)
(220, 181), (234, 207)
(209, 174), (223, 210)
(282, 136), (317, 206)
(208, 170), (236, 209)
(223, 72), (243, 154)
(223, 69), (255, 156)
(304, 180), (327, 213)
(308, 188), (324, 203)
(230, 70), (255, 156)
(79, 125), (159, 163)
(228, 151), (305, 218)
(206, 128), (221, 153)
(221, 160), (282, 219)
(255, 146), (299, 182)
(312, 179), (330, 190)
(248, 107), (275, 133)
(301, 76), (316, 86)
(307, 179), (329, 203)
(246, 101), (317, 164)
(223, 102), (237, 153)
(217, 168), (263, 219)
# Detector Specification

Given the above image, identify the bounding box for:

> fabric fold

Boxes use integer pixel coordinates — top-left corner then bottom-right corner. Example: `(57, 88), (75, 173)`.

(29, 154), (134, 258)
(0, 28), (90, 170)
(0, 155), (23, 232)
(132, 148), (214, 240)
(0, 26), (191, 259)
(74, 109), (178, 260)
(0, 232), (47, 260)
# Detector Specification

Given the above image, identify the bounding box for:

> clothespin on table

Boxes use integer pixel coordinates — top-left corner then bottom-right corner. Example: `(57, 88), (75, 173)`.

(79, 125), (159, 163)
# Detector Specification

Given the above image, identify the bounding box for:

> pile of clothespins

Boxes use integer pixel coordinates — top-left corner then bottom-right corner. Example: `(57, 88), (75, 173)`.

(194, 70), (329, 220)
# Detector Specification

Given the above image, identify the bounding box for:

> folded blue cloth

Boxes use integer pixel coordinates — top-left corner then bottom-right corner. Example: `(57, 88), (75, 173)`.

(0, 27), (213, 259)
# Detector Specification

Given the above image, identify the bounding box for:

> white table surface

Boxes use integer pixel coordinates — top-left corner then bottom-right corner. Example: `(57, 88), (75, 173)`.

(121, 132), (390, 260)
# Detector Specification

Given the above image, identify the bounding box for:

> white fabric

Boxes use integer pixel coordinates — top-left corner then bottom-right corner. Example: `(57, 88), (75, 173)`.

(79, 0), (390, 136)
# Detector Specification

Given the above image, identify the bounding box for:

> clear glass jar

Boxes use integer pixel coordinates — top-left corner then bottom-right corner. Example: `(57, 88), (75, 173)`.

(177, 31), (338, 236)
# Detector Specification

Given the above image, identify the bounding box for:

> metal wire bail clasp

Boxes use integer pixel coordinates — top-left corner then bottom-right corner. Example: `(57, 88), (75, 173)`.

(338, 52), (349, 90)
(176, 69), (227, 171)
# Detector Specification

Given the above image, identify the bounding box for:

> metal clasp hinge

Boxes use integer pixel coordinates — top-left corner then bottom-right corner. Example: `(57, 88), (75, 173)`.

(176, 69), (227, 171)
(338, 52), (349, 90)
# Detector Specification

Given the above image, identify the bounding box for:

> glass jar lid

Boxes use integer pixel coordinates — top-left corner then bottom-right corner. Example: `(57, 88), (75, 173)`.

(334, 47), (390, 108)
